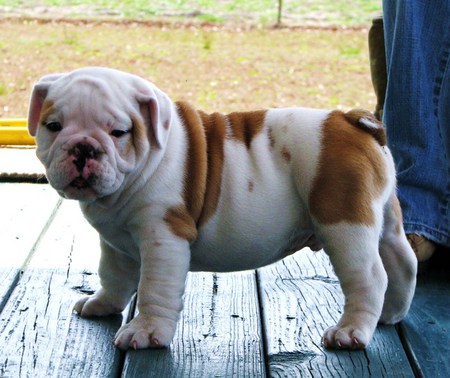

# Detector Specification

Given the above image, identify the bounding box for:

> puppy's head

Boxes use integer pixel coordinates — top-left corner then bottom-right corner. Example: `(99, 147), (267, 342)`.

(28, 67), (172, 202)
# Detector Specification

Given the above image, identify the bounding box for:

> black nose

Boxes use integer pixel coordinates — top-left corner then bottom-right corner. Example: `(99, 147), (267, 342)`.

(69, 143), (99, 172)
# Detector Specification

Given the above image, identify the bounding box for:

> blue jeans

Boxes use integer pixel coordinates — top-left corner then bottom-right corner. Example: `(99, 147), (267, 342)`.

(383, 0), (450, 247)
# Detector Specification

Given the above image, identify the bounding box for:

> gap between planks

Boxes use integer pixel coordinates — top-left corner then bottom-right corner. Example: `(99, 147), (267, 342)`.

(0, 183), (419, 378)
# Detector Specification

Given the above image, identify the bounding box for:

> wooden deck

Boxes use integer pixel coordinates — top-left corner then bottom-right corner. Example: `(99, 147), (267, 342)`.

(0, 182), (449, 377)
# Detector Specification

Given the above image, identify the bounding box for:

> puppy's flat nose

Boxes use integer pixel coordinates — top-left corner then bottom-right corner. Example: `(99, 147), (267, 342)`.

(69, 142), (100, 172)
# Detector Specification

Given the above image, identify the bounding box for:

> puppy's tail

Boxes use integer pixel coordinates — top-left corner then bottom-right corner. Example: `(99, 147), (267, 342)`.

(344, 109), (387, 146)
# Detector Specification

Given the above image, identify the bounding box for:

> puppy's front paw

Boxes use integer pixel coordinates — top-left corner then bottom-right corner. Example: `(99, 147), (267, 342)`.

(73, 294), (124, 317)
(114, 315), (177, 350)
(322, 324), (372, 350)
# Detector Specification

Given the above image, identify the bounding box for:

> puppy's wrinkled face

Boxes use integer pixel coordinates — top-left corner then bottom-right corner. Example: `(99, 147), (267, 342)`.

(31, 70), (155, 202)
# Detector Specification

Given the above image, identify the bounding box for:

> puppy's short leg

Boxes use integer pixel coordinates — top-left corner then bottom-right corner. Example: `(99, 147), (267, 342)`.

(379, 195), (417, 323)
(319, 224), (387, 349)
(114, 236), (190, 350)
(73, 238), (140, 316)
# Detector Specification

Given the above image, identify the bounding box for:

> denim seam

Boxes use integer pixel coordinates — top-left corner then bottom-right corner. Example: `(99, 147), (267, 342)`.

(434, 39), (450, 151)
(432, 35), (450, 237)
(403, 221), (450, 246)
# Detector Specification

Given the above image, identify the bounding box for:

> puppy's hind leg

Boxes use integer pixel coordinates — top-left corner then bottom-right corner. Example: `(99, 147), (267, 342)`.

(379, 194), (417, 324)
(318, 223), (388, 349)
(73, 238), (140, 317)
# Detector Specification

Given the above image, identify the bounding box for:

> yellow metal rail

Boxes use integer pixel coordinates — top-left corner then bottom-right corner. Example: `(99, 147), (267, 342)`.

(0, 119), (35, 146)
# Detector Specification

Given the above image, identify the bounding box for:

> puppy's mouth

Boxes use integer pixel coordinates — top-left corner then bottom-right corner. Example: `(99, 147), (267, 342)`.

(70, 176), (90, 189)
(63, 175), (99, 201)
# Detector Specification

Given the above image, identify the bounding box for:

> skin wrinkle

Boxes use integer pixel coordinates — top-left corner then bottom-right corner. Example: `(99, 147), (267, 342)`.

(164, 205), (197, 243)
(267, 128), (276, 149)
(197, 109), (227, 226)
(227, 110), (267, 149)
(175, 101), (208, 223)
(391, 193), (404, 234)
(309, 110), (388, 225)
(281, 145), (292, 163)
(165, 102), (267, 239)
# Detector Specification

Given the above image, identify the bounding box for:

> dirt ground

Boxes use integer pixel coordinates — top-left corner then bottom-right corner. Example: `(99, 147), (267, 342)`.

(0, 17), (376, 118)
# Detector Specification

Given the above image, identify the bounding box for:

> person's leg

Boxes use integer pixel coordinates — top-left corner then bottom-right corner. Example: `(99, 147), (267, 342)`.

(383, 0), (450, 258)
(368, 15), (386, 120)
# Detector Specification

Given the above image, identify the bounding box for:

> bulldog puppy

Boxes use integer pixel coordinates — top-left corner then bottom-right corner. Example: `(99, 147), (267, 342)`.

(28, 67), (417, 350)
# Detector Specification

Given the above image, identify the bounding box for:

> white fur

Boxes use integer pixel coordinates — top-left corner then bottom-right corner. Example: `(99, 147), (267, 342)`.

(28, 67), (417, 351)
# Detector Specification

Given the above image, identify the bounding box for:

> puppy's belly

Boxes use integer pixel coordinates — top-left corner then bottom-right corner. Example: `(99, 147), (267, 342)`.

(190, 199), (316, 272)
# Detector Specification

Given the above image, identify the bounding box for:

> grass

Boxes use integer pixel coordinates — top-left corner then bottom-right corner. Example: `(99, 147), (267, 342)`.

(0, 0), (381, 26)
(0, 1), (379, 118)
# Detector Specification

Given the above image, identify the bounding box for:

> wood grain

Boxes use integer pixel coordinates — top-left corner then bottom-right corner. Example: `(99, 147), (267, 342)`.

(257, 249), (414, 377)
(0, 200), (129, 377)
(399, 251), (450, 378)
(122, 271), (266, 377)
(0, 184), (61, 311)
(1, 183), (446, 377)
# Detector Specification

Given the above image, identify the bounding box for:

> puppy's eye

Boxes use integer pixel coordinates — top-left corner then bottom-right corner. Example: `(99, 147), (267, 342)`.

(111, 129), (130, 138)
(45, 121), (62, 132)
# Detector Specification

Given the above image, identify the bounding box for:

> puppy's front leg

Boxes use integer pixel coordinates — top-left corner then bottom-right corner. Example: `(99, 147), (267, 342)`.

(114, 236), (190, 350)
(74, 238), (140, 316)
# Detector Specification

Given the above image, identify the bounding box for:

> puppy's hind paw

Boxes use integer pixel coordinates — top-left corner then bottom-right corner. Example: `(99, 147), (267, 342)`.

(73, 295), (124, 317)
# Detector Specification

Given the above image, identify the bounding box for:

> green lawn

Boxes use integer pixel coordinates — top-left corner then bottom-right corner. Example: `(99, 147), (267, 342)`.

(0, 0), (381, 26)
(0, 1), (380, 118)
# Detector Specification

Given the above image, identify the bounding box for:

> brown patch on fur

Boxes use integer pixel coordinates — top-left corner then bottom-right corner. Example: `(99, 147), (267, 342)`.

(175, 103), (267, 229)
(344, 109), (387, 146)
(176, 101), (208, 223)
(130, 115), (149, 159)
(164, 205), (197, 242)
(309, 110), (387, 225)
(248, 180), (254, 192)
(176, 101), (226, 228)
(197, 110), (226, 226)
(228, 110), (267, 149)
(281, 146), (291, 162)
(38, 100), (55, 125)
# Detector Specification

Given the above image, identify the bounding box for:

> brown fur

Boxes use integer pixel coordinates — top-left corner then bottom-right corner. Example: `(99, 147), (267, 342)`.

(197, 110), (227, 226)
(175, 102), (208, 223)
(281, 146), (292, 163)
(344, 109), (387, 146)
(164, 205), (197, 242)
(309, 110), (387, 225)
(38, 100), (55, 125)
(127, 115), (148, 160)
(174, 102), (268, 234)
(227, 110), (267, 149)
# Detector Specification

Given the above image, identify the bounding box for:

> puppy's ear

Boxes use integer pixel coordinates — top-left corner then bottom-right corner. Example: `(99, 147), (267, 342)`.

(27, 74), (63, 137)
(137, 87), (172, 149)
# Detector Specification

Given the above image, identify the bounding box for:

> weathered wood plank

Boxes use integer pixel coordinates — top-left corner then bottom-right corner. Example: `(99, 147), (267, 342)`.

(0, 184), (60, 311)
(0, 200), (128, 378)
(258, 249), (414, 377)
(122, 271), (266, 377)
(399, 250), (450, 378)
